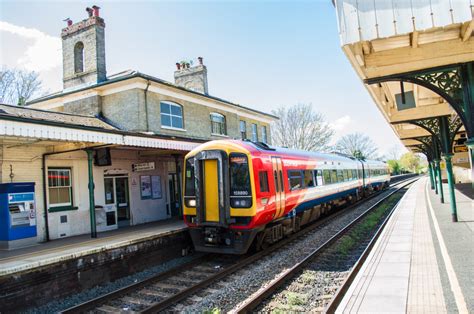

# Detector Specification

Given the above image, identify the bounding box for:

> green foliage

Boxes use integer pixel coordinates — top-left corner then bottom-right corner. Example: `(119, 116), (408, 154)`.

(399, 152), (423, 173)
(387, 159), (402, 175)
(286, 292), (306, 306)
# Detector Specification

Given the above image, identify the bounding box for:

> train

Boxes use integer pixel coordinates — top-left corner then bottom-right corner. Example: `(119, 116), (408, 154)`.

(183, 140), (390, 254)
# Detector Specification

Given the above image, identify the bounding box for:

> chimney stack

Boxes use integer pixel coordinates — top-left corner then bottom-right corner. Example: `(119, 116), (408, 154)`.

(174, 57), (209, 95)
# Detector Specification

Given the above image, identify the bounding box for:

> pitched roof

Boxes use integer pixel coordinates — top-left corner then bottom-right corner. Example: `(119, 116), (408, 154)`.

(27, 70), (279, 120)
(0, 103), (116, 130)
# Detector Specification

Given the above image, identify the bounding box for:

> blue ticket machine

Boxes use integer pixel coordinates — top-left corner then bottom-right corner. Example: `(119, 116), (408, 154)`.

(0, 182), (37, 249)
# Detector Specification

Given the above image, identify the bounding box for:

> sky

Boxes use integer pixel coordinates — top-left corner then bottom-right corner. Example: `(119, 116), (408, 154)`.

(0, 0), (407, 158)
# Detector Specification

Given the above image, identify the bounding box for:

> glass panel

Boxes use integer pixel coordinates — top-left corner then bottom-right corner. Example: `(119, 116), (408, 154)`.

(331, 170), (338, 183)
(49, 187), (71, 205)
(184, 158), (195, 196)
(171, 116), (183, 129)
(230, 154), (251, 196)
(323, 170), (331, 184)
(239, 121), (246, 132)
(259, 171), (269, 193)
(104, 178), (114, 204)
(304, 170), (314, 188)
(161, 114), (171, 127)
(160, 102), (170, 114)
(170, 104), (182, 116)
(115, 178), (129, 205)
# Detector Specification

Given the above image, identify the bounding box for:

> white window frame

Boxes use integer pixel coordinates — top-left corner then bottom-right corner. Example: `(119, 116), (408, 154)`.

(210, 112), (227, 135)
(239, 120), (247, 140)
(261, 125), (267, 143)
(160, 101), (184, 130)
(47, 168), (73, 208)
(251, 123), (258, 142)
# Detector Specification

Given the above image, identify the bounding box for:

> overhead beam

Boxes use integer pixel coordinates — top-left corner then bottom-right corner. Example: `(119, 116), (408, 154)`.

(461, 20), (474, 42)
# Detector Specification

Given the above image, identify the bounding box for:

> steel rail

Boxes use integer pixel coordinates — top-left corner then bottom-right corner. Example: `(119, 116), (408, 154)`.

(233, 177), (417, 314)
(61, 175), (416, 313)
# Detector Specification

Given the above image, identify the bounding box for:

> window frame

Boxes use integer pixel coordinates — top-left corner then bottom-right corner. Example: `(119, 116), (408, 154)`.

(47, 167), (73, 208)
(251, 123), (258, 142)
(261, 125), (267, 143)
(210, 112), (227, 136)
(239, 120), (247, 140)
(258, 170), (270, 193)
(287, 170), (304, 191)
(160, 101), (184, 130)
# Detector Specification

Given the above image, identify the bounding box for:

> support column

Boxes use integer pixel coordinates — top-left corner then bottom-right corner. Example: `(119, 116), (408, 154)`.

(86, 150), (97, 238)
(466, 139), (474, 189)
(432, 161), (438, 194)
(435, 159), (444, 203)
(428, 162), (435, 190)
(442, 154), (458, 222)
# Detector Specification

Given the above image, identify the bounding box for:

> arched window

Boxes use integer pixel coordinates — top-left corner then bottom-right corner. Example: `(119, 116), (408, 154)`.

(210, 113), (226, 135)
(74, 42), (85, 73)
(160, 101), (184, 129)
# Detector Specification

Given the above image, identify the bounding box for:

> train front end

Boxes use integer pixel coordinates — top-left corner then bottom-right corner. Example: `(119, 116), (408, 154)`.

(183, 141), (260, 254)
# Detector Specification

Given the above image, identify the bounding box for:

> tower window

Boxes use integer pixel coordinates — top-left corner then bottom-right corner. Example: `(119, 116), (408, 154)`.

(74, 42), (85, 73)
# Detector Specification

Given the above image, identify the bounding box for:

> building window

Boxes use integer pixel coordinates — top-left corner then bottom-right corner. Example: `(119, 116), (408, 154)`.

(261, 126), (267, 143)
(74, 42), (84, 73)
(211, 113), (226, 135)
(48, 168), (73, 207)
(251, 123), (258, 142)
(160, 101), (183, 129)
(239, 120), (247, 140)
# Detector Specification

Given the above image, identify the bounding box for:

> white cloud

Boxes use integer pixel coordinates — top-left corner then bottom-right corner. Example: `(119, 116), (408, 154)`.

(0, 21), (61, 72)
(329, 115), (351, 132)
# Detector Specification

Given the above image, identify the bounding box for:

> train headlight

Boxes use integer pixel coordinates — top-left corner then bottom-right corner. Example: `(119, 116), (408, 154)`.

(185, 198), (196, 207)
(231, 198), (252, 208)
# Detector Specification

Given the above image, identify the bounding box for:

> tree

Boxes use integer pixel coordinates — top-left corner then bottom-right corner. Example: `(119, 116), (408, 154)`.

(387, 159), (402, 175)
(271, 103), (334, 151)
(399, 152), (423, 173)
(0, 67), (42, 106)
(334, 132), (378, 159)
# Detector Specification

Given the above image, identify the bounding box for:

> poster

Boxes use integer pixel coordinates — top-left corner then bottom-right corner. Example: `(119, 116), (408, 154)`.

(140, 175), (152, 199)
(151, 175), (162, 199)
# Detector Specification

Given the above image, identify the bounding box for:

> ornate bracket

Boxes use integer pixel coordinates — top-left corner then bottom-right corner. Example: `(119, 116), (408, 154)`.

(366, 62), (474, 138)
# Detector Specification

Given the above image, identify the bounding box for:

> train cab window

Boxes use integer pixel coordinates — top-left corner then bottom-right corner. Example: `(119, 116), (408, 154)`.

(259, 171), (269, 193)
(331, 170), (338, 183)
(314, 170), (323, 186)
(288, 170), (303, 191)
(323, 170), (331, 184)
(304, 170), (314, 188)
(229, 154), (251, 197)
(184, 158), (195, 197)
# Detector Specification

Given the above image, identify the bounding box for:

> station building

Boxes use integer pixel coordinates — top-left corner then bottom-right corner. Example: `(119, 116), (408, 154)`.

(0, 7), (277, 248)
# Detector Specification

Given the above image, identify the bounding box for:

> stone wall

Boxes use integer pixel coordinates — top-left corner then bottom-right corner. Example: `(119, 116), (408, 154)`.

(174, 65), (209, 94)
(101, 89), (147, 131)
(63, 95), (102, 116)
(62, 17), (106, 90)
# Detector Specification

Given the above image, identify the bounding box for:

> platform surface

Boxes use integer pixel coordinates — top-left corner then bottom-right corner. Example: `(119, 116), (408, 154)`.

(336, 177), (473, 313)
(0, 219), (187, 276)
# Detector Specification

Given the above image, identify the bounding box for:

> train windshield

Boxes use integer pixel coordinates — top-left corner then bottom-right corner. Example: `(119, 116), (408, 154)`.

(229, 153), (251, 197)
(184, 158), (195, 196)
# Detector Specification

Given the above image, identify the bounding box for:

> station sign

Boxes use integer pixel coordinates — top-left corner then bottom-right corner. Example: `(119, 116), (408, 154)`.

(132, 162), (155, 172)
(453, 145), (468, 153)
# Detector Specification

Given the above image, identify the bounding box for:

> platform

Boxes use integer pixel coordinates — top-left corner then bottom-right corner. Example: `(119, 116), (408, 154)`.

(0, 219), (190, 310)
(0, 218), (187, 275)
(336, 177), (473, 313)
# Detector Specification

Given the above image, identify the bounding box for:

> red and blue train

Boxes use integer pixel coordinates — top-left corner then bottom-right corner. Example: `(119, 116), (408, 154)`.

(183, 140), (390, 254)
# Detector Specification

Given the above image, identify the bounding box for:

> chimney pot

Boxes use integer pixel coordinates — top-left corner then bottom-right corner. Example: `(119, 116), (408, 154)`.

(92, 5), (100, 17)
(176, 62), (181, 70)
(86, 7), (93, 17)
(64, 18), (73, 26)
(198, 57), (203, 65)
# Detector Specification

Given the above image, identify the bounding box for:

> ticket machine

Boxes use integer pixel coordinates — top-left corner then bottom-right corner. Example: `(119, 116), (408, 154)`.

(0, 182), (37, 249)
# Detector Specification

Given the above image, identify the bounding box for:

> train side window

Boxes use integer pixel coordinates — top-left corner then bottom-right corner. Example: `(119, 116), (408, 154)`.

(279, 170), (284, 192)
(314, 170), (324, 186)
(359, 169), (363, 178)
(273, 170), (279, 193)
(331, 169), (338, 183)
(259, 171), (269, 193)
(288, 170), (303, 191)
(323, 170), (331, 184)
(337, 170), (344, 183)
(304, 170), (314, 188)
(345, 169), (351, 181)
(352, 169), (357, 179)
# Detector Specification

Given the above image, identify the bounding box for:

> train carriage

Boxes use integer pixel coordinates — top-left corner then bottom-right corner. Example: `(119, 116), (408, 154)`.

(183, 140), (389, 254)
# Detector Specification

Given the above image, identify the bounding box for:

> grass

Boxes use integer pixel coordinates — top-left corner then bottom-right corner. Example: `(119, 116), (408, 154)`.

(337, 193), (400, 257)
(286, 292), (307, 306)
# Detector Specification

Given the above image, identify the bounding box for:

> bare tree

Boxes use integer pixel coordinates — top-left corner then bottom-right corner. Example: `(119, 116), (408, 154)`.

(334, 132), (378, 160)
(271, 103), (334, 151)
(0, 67), (42, 106)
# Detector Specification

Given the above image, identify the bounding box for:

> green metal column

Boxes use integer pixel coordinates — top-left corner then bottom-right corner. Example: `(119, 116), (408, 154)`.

(428, 162), (435, 190)
(443, 154), (458, 222)
(432, 161), (438, 194)
(467, 139), (474, 190)
(435, 159), (444, 203)
(86, 150), (97, 238)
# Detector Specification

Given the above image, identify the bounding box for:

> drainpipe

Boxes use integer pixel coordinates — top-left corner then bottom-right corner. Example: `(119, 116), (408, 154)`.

(42, 144), (110, 242)
(144, 80), (151, 132)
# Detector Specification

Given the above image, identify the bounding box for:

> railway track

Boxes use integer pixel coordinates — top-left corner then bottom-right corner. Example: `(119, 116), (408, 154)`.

(61, 175), (417, 314)
(234, 177), (416, 313)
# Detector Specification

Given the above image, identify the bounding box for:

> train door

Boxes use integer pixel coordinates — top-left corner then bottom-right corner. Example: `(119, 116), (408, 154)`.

(271, 157), (286, 218)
